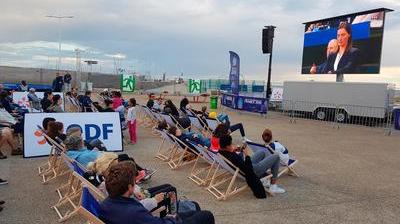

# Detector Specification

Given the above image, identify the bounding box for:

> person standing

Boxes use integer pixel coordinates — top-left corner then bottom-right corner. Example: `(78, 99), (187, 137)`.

(18, 80), (28, 92)
(52, 73), (64, 92)
(127, 98), (137, 144)
(63, 72), (72, 92)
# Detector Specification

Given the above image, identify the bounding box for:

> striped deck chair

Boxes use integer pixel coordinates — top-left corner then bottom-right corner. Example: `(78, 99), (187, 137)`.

(246, 141), (299, 178)
(169, 114), (191, 132)
(187, 142), (217, 186)
(166, 134), (199, 170)
(205, 118), (219, 133)
(188, 115), (204, 133)
(206, 152), (249, 201)
(142, 106), (159, 128)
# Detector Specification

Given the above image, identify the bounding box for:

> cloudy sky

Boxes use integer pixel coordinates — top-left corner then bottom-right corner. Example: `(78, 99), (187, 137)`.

(1, 0), (399, 84)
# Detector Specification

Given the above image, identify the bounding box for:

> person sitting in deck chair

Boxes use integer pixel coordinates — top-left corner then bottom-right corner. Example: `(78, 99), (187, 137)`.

(262, 128), (291, 166)
(99, 161), (215, 224)
(219, 135), (286, 195)
(168, 126), (210, 148)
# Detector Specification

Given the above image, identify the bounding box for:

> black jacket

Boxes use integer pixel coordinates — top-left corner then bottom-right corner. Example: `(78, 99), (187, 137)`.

(219, 150), (266, 198)
(321, 47), (360, 74)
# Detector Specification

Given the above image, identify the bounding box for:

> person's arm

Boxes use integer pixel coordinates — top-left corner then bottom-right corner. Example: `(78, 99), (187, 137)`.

(128, 206), (179, 224)
(139, 198), (158, 211)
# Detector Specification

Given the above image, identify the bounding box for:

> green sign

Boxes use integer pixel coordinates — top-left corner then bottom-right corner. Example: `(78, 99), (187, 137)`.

(121, 73), (135, 92)
(188, 79), (201, 94)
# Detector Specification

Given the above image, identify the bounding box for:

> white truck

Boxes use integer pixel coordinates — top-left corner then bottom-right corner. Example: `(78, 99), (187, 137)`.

(282, 81), (396, 122)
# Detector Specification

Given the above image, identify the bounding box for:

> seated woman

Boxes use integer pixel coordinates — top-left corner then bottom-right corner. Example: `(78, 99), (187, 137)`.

(47, 94), (64, 113)
(93, 99), (115, 112)
(168, 126), (210, 148)
(219, 135), (285, 195)
(87, 153), (172, 216)
(209, 124), (229, 153)
(99, 161), (215, 224)
(46, 121), (67, 144)
(64, 135), (101, 166)
(163, 100), (180, 117)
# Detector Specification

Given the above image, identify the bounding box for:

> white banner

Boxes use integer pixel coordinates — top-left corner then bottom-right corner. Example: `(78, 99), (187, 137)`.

(13, 92), (64, 111)
(270, 87), (283, 102)
(24, 112), (123, 158)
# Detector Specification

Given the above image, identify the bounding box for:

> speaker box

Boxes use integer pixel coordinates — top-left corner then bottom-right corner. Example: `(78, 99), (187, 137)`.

(262, 28), (275, 54)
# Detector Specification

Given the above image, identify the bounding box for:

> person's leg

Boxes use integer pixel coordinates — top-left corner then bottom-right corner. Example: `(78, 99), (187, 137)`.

(229, 123), (246, 137)
(128, 121), (134, 143)
(179, 210), (215, 224)
(250, 150), (266, 164)
(252, 154), (279, 178)
(132, 120), (137, 143)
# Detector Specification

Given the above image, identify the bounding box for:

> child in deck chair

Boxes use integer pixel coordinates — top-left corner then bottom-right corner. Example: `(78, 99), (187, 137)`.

(262, 128), (290, 166)
(219, 135), (286, 195)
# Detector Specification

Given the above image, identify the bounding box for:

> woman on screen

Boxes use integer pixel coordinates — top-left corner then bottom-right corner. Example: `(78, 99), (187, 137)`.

(320, 21), (360, 74)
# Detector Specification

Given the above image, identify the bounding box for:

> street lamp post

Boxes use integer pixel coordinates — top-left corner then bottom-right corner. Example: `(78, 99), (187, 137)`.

(45, 15), (74, 71)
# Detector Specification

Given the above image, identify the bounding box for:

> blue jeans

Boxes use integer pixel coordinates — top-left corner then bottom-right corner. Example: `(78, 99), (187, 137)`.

(183, 132), (211, 148)
(251, 151), (280, 178)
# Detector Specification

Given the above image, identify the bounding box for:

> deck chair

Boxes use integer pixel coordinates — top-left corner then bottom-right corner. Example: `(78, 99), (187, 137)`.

(166, 134), (199, 170)
(160, 113), (177, 128)
(53, 170), (106, 223)
(188, 115), (204, 133)
(142, 106), (159, 128)
(206, 152), (249, 201)
(205, 118), (219, 133)
(246, 141), (299, 178)
(78, 187), (105, 224)
(169, 114), (191, 132)
(187, 142), (217, 186)
(155, 129), (178, 161)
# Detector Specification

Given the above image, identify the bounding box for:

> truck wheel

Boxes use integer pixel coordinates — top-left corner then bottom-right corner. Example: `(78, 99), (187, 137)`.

(335, 110), (347, 123)
(315, 108), (326, 120)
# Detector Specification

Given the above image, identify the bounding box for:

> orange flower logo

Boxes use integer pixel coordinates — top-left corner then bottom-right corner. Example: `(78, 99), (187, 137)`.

(34, 129), (47, 145)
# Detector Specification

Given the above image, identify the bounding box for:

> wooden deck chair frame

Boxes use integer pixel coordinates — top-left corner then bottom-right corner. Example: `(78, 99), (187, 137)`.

(155, 129), (177, 162)
(166, 134), (199, 170)
(40, 134), (70, 184)
(246, 141), (299, 178)
(53, 171), (106, 223)
(206, 153), (248, 201)
(55, 153), (89, 202)
(187, 143), (217, 186)
(76, 206), (105, 224)
(142, 106), (159, 128)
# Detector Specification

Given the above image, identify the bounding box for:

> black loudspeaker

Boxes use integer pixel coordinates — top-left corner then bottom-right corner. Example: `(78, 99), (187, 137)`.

(262, 27), (275, 54)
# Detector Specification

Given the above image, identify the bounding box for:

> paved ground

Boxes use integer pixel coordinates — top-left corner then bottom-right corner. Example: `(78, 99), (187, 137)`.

(1, 95), (400, 224)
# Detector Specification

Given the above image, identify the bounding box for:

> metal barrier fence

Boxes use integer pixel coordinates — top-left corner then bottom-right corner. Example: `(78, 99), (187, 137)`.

(276, 100), (395, 135)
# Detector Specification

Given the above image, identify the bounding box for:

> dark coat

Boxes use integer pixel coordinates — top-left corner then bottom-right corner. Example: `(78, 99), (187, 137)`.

(321, 47), (360, 74)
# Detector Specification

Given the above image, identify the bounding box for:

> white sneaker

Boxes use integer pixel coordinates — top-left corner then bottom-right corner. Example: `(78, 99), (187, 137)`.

(260, 177), (270, 188)
(269, 184), (285, 194)
(242, 137), (251, 143)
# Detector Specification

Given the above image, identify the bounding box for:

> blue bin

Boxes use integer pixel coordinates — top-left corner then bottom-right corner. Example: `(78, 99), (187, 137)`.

(394, 107), (400, 130)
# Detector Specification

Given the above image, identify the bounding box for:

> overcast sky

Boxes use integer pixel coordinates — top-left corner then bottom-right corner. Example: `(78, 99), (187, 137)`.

(0, 0), (399, 84)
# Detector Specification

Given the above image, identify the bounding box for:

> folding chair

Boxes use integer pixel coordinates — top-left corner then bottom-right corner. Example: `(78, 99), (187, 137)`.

(246, 141), (299, 178)
(160, 113), (176, 128)
(206, 152), (249, 201)
(78, 187), (105, 224)
(169, 114), (191, 132)
(155, 130), (179, 161)
(53, 170), (106, 223)
(187, 142), (217, 186)
(166, 134), (199, 170)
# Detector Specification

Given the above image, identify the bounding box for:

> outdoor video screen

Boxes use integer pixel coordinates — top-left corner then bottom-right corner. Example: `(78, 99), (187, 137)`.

(301, 9), (388, 74)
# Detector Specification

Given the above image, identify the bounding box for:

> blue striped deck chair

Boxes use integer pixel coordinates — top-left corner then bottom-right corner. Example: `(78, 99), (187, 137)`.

(246, 141), (299, 178)
(188, 115), (203, 132)
(187, 141), (217, 186)
(166, 134), (199, 170)
(206, 152), (249, 200)
(55, 153), (80, 200)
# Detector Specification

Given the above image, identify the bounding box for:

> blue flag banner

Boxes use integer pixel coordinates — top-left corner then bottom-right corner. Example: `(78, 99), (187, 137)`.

(229, 51), (240, 95)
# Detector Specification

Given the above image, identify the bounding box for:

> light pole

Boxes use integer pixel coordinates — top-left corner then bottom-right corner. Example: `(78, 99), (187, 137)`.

(46, 15), (74, 71)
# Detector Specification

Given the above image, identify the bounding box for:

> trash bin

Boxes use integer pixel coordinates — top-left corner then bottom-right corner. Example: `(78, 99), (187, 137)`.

(394, 107), (400, 130)
(210, 96), (218, 110)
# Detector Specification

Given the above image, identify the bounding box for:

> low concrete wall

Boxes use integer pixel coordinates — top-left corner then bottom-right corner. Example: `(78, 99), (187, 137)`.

(0, 66), (173, 90)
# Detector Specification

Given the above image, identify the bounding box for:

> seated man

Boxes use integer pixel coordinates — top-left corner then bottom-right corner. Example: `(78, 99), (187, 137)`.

(99, 161), (215, 224)
(168, 126), (210, 148)
(27, 88), (41, 111)
(219, 135), (285, 195)
(64, 135), (101, 166)
(262, 128), (291, 166)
